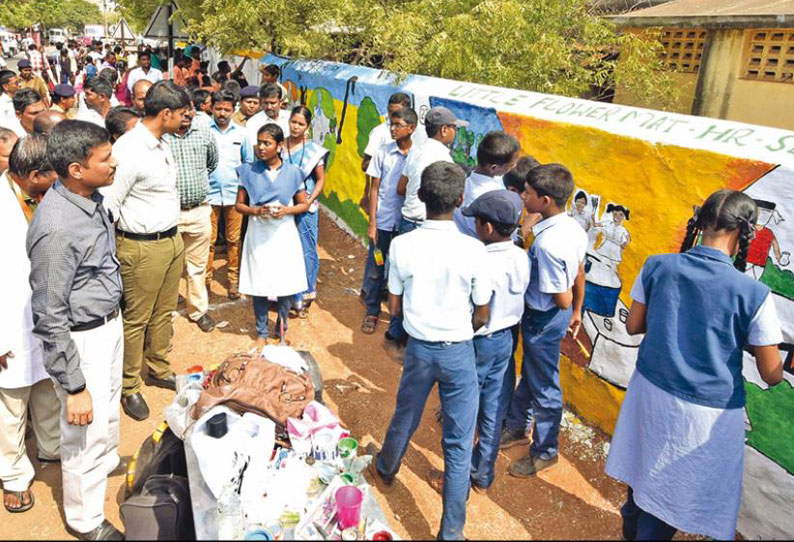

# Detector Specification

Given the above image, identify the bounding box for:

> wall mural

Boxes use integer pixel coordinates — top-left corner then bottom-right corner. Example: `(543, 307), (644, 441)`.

(264, 53), (794, 539)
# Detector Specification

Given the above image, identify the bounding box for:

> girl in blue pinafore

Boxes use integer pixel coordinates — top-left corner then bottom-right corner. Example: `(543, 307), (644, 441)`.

(236, 123), (309, 346)
(605, 189), (784, 541)
(282, 105), (328, 319)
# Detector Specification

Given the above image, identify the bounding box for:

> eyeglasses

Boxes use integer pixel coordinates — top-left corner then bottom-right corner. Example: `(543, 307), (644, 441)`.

(390, 123), (411, 130)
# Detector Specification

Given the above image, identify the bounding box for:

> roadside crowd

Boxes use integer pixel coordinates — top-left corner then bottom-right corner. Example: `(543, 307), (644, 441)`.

(0, 43), (787, 542)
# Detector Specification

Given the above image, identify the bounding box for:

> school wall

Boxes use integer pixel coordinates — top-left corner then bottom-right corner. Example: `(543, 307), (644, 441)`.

(265, 53), (794, 539)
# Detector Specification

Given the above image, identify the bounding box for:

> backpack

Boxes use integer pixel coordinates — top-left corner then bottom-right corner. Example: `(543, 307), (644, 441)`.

(125, 423), (188, 498)
(120, 474), (195, 540)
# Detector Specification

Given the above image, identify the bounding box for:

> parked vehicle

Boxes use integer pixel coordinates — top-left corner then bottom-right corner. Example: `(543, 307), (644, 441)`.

(81, 24), (105, 45)
(0, 33), (18, 58)
(47, 28), (67, 45)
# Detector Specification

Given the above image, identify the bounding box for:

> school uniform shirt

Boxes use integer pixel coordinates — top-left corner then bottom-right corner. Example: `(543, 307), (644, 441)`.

(400, 138), (453, 222)
(0, 93), (14, 125)
(388, 220), (492, 342)
(0, 113), (26, 138)
(605, 248), (782, 540)
(476, 241), (530, 336)
(245, 110), (291, 146)
(0, 174), (47, 389)
(27, 181), (123, 393)
(525, 213), (587, 311)
(126, 66), (163, 91)
(209, 120), (254, 206)
(76, 106), (106, 127)
(453, 171), (504, 238)
(364, 119), (425, 158)
(236, 161), (305, 206)
(365, 141), (409, 232)
(104, 121), (180, 234)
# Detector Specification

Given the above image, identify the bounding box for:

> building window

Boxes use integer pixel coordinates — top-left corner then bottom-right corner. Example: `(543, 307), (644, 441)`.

(742, 29), (794, 83)
(659, 28), (706, 73)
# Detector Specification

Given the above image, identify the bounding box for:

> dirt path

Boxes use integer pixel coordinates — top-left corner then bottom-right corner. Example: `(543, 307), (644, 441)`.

(4, 211), (630, 540)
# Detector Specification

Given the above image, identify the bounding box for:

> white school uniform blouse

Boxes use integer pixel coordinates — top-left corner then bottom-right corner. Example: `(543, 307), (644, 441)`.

(605, 269), (782, 540)
(0, 174), (48, 389)
(453, 171), (505, 239)
(476, 241), (530, 336)
(388, 220), (492, 342)
(400, 139), (453, 222)
(525, 213), (588, 311)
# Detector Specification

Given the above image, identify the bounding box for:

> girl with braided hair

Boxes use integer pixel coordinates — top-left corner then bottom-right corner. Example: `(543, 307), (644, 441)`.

(604, 189), (784, 540)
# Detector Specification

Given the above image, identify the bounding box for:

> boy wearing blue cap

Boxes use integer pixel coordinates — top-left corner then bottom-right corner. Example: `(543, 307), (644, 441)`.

(462, 189), (530, 491)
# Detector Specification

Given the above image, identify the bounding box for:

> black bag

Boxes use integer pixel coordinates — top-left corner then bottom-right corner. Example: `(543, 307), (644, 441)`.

(120, 474), (195, 541)
(126, 424), (187, 497)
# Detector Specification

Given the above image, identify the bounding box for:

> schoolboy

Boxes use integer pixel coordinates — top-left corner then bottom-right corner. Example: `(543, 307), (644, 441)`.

(453, 131), (520, 239)
(462, 190), (530, 492)
(366, 161), (491, 540)
(360, 107), (417, 336)
(500, 164), (587, 477)
(27, 120), (124, 539)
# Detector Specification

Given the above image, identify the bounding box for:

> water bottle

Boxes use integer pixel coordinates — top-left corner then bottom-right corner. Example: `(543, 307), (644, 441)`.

(217, 481), (244, 540)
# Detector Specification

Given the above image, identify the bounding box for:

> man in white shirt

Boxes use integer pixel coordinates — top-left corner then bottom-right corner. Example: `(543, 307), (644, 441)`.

(366, 161), (490, 541)
(103, 81), (189, 422)
(77, 77), (113, 127)
(9, 88), (46, 137)
(126, 50), (162, 92)
(245, 82), (290, 144)
(453, 131), (520, 238)
(0, 133), (60, 514)
(0, 70), (18, 125)
(397, 106), (467, 234)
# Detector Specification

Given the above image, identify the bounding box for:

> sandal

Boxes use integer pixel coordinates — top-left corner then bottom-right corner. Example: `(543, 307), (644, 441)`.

(361, 314), (378, 334)
(4, 489), (34, 513)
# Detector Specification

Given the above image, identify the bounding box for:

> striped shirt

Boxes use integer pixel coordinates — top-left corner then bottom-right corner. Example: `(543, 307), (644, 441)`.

(164, 121), (219, 209)
(27, 181), (122, 393)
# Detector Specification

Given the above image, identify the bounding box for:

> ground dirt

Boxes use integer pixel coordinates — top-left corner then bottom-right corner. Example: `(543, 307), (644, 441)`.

(3, 211), (696, 540)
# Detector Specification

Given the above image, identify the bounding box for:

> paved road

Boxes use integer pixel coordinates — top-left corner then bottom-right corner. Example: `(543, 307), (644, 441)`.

(2, 52), (23, 72)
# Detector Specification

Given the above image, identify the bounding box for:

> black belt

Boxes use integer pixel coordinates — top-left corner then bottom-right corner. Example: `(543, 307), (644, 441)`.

(71, 307), (120, 332)
(116, 226), (178, 241)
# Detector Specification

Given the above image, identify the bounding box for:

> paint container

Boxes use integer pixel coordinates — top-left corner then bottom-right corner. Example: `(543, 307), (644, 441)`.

(266, 521), (283, 540)
(372, 531), (393, 541)
(341, 527), (359, 541)
(207, 412), (228, 438)
(374, 248), (384, 266)
(339, 472), (355, 485)
(337, 437), (358, 458)
(336, 486), (363, 530)
(244, 527), (273, 540)
(186, 365), (203, 374)
(186, 373), (203, 383)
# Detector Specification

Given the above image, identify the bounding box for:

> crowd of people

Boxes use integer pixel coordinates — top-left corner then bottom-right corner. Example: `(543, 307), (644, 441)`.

(0, 40), (787, 542)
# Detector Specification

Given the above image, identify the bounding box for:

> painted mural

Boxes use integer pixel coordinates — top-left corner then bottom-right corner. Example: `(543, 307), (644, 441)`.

(263, 53), (794, 539)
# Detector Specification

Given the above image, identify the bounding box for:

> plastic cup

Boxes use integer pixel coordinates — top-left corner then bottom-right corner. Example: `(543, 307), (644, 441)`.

(335, 486), (363, 530)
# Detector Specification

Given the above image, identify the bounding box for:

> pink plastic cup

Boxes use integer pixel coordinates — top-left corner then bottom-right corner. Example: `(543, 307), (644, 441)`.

(335, 486), (363, 529)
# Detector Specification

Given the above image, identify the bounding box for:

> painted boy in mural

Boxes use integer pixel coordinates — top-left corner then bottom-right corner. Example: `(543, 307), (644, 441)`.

(746, 199), (790, 279)
(592, 204), (631, 271)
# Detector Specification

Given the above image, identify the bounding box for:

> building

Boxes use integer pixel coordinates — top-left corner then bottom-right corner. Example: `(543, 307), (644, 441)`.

(611, 0), (794, 130)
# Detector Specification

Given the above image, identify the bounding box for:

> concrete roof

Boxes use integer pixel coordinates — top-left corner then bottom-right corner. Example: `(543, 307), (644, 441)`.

(611, 0), (794, 28)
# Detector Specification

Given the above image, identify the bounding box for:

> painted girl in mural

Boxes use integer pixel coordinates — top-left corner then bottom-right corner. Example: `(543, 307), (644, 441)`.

(569, 190), (595, 232)
(282, 105), (329, 318)
(593, 204), (631, 269)
(746, 199), (790, 279)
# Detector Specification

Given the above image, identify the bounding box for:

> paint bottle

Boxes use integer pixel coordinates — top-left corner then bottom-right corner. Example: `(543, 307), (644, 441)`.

(374, 248), (384, 266)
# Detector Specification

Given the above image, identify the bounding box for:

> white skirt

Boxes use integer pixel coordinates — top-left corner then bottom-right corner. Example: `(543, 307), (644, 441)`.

(239, 214), (308, 298)
(605, 371), (745, 540)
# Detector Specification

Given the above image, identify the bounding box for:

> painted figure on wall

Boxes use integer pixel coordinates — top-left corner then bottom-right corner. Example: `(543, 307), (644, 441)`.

(747, 199), (790, 279)
(593, 204), (631, 272)
(569, 190), (595, 233)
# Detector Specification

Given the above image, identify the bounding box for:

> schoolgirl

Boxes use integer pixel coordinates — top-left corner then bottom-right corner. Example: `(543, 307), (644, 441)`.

(282, 105), (328, 318)
(236, 123), (309, 346)
(605, 189), (783, 540)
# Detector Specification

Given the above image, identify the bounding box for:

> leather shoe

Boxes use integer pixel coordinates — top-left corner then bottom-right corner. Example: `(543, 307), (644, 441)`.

(145, 373), (176, 391)
(121, 392), (150, 421)
(67, 519), (124, 540)
(195, 313), (216, 333)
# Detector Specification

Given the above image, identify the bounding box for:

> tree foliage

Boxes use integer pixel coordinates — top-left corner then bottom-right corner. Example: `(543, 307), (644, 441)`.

(114, 0), (679, 108)
(0, 0), (103, 31)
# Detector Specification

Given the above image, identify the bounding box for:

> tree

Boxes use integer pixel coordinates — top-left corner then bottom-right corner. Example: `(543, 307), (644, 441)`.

(114, 0), (679, 108)
(0, 0), (102, 32)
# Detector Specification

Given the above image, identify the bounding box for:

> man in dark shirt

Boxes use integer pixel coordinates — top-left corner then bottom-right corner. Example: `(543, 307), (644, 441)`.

(27, 120), (124, 541)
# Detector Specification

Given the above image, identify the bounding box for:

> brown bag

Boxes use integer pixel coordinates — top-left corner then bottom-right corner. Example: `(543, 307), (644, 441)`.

(192, 353), (314, 431)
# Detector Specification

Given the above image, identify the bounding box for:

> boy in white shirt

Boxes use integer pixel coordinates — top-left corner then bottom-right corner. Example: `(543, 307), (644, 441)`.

(453, 131), (519, 238)
(462, 190), (530, 492)
(366, 161), (491, 540)
(502, 164), (587, 476)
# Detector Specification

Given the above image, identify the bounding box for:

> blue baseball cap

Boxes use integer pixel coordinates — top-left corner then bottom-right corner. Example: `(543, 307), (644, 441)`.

(17, 59), (31, 69)
(53, 84), (75, 97)
(462, 189), (523, 225)
(240, 85), (259, 98)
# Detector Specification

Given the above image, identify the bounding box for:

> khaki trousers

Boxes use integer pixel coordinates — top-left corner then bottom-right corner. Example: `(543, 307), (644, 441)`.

(207, 205), (243, 292)
(55, 315), (123, 534)
(117, 232), (185, 396)
(0, 380), (60, 492)
(179, 203), (212, 321)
